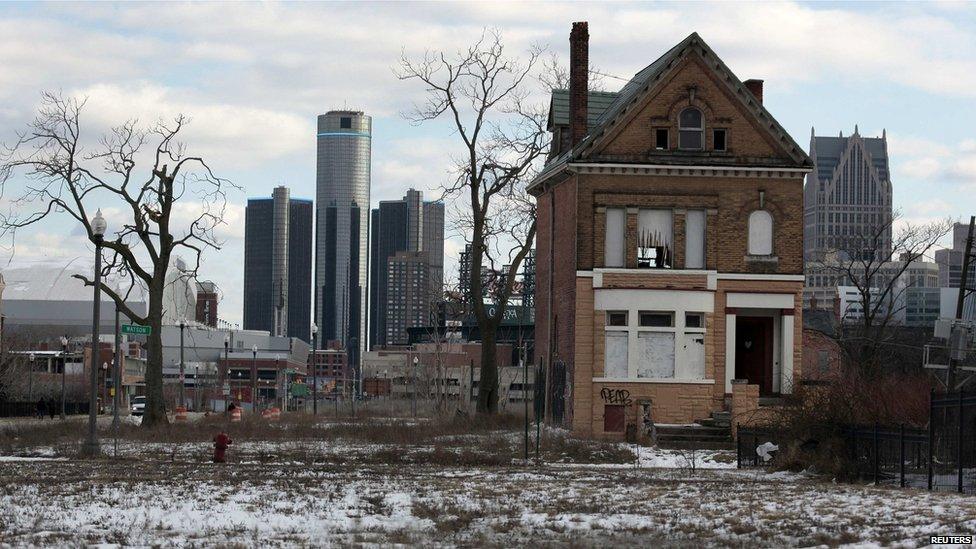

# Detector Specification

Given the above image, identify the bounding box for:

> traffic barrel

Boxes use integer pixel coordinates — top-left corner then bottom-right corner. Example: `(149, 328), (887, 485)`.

(230, 407), (242, 423)
(174, 406), (188, 422)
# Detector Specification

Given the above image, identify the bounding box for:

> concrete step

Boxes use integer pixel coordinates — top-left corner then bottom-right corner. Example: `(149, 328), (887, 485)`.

(696, 417), (732, 428)
(656, 440), (737, 450)
(656, 424), (729, 437)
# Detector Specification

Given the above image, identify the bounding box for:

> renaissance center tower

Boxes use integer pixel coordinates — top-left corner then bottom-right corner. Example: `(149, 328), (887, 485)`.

(315, 111), (371, 364)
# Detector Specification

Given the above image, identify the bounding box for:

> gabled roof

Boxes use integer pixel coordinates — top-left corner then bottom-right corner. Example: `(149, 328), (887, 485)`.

(535, 33), (812, 189)
(547, 89), (620, 129)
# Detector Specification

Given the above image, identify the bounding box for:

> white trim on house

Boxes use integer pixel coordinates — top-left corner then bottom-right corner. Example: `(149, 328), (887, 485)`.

(716, 273), (805, 281)
(595, 289), (715, 312)
(592, 377), (715, 385)
(727, 292), (795, 309)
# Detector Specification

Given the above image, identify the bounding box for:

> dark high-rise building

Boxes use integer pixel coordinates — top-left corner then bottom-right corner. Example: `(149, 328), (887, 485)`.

(315, 111), (371, 361)
(803, 126), (893, 262)
(243, 186), (313, 342)
(368, 189), (445, 348)
(368, 200), (408, 349)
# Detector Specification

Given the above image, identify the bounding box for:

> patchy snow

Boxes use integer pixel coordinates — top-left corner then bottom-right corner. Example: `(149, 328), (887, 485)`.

(2, 459), (974, 546)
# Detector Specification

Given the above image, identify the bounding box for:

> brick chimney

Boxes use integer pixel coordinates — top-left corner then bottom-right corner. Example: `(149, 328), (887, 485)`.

(744, 79), (764, 104)
(569, 21), (589, 148)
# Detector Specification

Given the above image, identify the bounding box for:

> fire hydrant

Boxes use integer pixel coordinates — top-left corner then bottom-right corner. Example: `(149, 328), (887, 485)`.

(213, 431), (233, 463)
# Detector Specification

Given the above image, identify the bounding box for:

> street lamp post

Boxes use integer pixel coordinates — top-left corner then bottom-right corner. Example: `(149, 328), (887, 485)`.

(178, 318), (186, 410)
(28, 353), (35, 403)
(274, 354), (281, 410)
(251, 344), (258, 412)
(82, 209), (106, 457)
(59, 336), (68, 420)
(311, 323), (318, 416)
(113, 307), (120, 430)
(223, 335), (230, 410)
(412, 356), (419, 417)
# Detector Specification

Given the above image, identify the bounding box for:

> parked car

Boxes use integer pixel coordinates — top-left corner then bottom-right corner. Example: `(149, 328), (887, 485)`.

(131, 395), (146, 416)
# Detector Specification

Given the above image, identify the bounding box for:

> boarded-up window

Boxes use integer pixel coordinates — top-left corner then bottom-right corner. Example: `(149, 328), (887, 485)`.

(605, 208), (626, 267)
(685, 209), (706, 269)
(682, 333), (706, 379)
(636, 332), (675, 378)
(604, 405), (625, 433)
(748, 210), (773, 256)
(605, 332), (629, 378)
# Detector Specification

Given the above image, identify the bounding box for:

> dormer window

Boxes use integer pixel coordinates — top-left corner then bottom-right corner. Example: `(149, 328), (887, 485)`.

(679, 108), (703, 150)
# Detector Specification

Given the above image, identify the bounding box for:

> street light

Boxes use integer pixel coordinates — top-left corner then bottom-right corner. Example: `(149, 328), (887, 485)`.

(223, 335), (230, 410)
(28, 353), (35, 403)
(251, 344), (258, 412)
(275, 354), (281, 410)
(178, 317), (186, 410)
(311, 323), (318, 416)
(59, 335), (68, 420)
(412, 356), (419, 417)
(83, 208), (106, 457)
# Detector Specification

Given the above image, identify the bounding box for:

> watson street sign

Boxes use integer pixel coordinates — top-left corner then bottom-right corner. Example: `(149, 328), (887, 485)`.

(121, 324), (151, 335)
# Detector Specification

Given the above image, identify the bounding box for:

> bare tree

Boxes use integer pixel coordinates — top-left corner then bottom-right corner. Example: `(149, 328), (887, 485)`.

(397, 30), (549, 414)
(0, 93), (235, 427)
(809, 212), (951, 374)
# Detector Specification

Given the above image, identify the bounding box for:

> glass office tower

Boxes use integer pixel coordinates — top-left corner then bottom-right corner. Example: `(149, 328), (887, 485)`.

(315, 111), (371, 364)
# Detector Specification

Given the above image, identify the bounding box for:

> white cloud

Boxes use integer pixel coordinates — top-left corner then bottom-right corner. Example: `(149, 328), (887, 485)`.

(70, 83), (310, 170)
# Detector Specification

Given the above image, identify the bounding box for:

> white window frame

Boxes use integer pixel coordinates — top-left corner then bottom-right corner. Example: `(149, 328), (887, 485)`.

(600, 304), (710, 382)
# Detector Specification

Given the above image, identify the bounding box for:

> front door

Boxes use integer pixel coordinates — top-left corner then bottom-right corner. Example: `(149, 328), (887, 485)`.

(735, 316), (774, 395)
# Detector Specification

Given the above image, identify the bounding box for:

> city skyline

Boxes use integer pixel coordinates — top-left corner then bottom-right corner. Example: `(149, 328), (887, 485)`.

(0, 2), (973, 326)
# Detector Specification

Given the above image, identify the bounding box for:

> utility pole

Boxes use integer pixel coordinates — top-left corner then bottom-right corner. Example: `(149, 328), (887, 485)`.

(947, 215), (975, 391)
(113, 307), (120, 430)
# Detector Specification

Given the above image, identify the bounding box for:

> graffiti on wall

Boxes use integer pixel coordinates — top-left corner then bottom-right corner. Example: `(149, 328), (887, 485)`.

(600, 387), (632, 406)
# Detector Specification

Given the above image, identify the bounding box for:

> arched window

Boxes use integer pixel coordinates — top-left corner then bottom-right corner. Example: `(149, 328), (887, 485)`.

(679, 108), (704, 150)
(748, 210), (773, 255)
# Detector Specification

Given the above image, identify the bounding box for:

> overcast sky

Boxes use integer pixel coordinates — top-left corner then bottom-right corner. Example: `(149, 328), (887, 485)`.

(1, 1), (974, 325)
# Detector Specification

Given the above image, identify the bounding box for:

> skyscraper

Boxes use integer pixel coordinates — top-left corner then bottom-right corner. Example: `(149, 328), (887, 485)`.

(368, 189), (445, 348)
(243, 186), (313, 342)
(315, 111), (371, 360)
(803, 126), (893, 261)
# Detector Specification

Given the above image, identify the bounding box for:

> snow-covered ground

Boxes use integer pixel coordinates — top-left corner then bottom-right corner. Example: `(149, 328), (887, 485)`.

(2, 452), (975, 546)
(2, 417), (974, 546)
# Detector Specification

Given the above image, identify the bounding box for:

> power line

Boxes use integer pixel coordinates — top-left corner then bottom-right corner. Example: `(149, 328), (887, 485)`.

(588, 69), (629, 82)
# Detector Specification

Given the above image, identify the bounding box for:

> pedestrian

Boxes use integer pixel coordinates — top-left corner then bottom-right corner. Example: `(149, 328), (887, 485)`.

(36, 399), (46, 420)
(47, 398), (56, 420)
(212, 431), (232, 463)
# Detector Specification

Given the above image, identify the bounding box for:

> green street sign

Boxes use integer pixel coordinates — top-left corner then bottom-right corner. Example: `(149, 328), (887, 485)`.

(121, 324), (151, 335)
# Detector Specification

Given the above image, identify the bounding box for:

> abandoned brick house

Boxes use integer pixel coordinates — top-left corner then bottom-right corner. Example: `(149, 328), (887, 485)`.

(530, 23), (813, 438)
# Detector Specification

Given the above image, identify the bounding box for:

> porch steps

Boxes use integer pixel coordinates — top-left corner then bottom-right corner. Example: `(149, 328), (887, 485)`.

(696, 410), (731, 429)
(654, 419), (734, 450)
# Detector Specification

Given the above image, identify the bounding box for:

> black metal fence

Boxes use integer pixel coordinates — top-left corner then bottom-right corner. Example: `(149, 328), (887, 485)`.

(0, 401), (90, 418)
(737, 390), (975, 494)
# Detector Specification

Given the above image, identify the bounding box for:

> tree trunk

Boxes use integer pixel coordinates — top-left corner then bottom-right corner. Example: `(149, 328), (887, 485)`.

(141, 284), (168, 427)
(477, 329), (499, 414)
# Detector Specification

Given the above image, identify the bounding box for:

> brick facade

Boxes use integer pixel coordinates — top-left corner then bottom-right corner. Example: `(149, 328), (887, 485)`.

(532, 29), (811, 438)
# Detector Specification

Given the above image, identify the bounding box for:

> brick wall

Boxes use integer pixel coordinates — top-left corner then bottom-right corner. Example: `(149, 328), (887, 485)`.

(535, 177), (579, 426)
(577, 173), (804, 274)
(595, 53), (783, 161)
